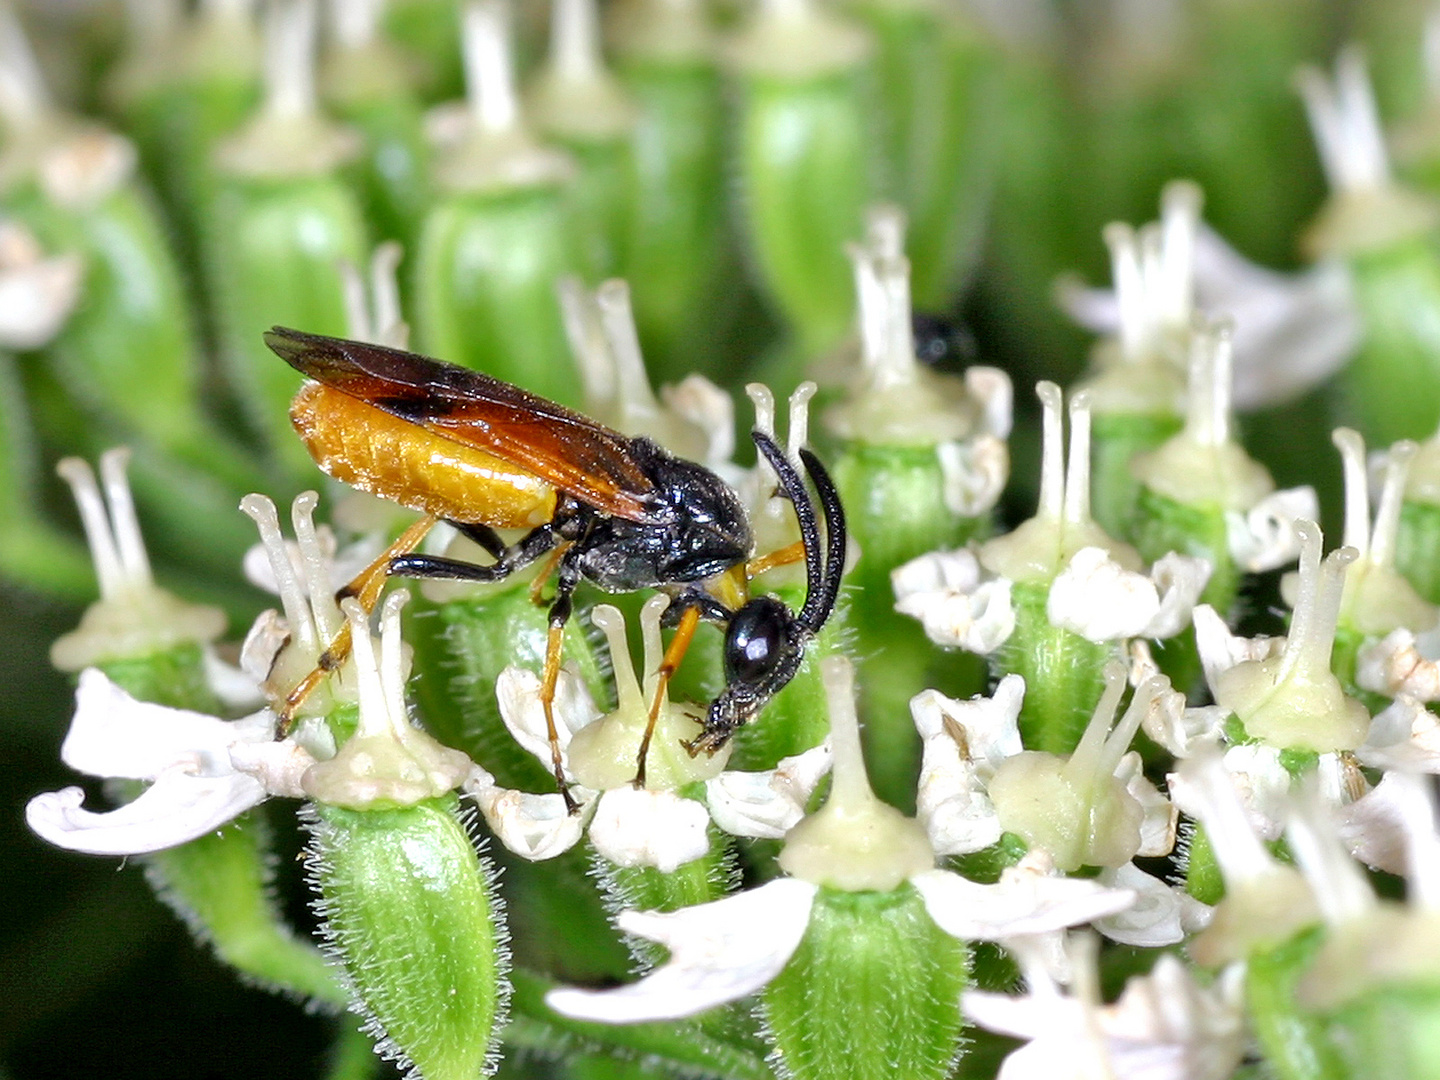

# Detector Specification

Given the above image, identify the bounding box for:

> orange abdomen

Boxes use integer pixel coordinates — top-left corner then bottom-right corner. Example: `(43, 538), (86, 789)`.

(291, 382), (558, 528)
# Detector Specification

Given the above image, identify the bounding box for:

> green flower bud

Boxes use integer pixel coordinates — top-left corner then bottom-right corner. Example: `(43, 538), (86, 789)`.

(824, 210), (1007, 806)
(320, 2), (432, 246)
(724, 0), (877, 361)
(307, 794), (508, 1080)
(527, 0), (637, 282)
(1394, 422), (1440, 603)
(1299, 48), (1440, 444)
(412, 0), (581, 405)
(207, 0), (369, 478)
(848, 0), (998, 308)
(610, 0), (735, 383)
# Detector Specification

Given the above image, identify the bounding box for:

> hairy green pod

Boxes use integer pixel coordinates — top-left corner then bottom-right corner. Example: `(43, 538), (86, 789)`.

(308, 796), (508, 1080)
(993, 580), (1116, 755)
(763, 884), (968, 1080)
(407, 573), (608, 792)
(614, 23), (734, 383)
(852, 1), (998, 307)
(413, 185), (581, 406)
(1395, 498), (1440, 605)
(1088, 410), (1184, 543)
(833, 443), (987, 810)
(728, 10), (877, 361)
(208, 172), (369, 477)
(1246, 928), (1348, 1080)
(322, 39), (432, 246)
(0, 351), (91, 595)
(1341, 236), (1440, 445)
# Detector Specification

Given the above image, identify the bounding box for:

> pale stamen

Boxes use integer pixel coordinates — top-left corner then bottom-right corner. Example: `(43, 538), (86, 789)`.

(1182, 753), (1278, 886)
(340, 596), (393, 739)
(377, 590), (410, 734)
(558, 277), (612, 406)
(462, 0), (520, 134)
(240, 493), (319, 650)
(290, 491), (342, 644)
(1104, 223), (1145, 362)
(1333, 428), (1370, 555)
(341, 242), (408, 348)
(1157, 180), (1201, 332)
(97, 448), (152, 589)
(636, 593), (669, 701)
(1285, 781), (1375, 925)
(263, 0), (318, 120)
(1371, 440), (1418, 569)
(592, 604), (643, 715)
(549, 0), (604, 82)
(1063, 661), (1129, 790)
(1183, 322), (1234, 448)
(1062, 391), (1093, 526)
(822, 654), (871, 809)
(746, 383), (779, 490)
(1036, 381), (1065, 521)
(786, 382), (816, 463)
(57, 456), (128, 600)
(597, 279), (663, 428)
(1275, 522), (1357, 685)
(1390, 771), (1440, 910)
(1296, 46), (1389, 194)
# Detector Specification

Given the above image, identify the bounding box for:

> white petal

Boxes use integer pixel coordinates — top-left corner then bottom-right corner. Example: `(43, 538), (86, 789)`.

(495, 664), (601, 776)
(228, 739), (318, 799)
(1212, 744), (1292, 842)
(660, 374), (736, 471)
(962, 987), (1085, 1042)
(938, 435), (1009, 517)
(911, 866), (1136, 942)
(0, 251), (82, 349)
(61, 669), (272, 781)
(894, 550), (1015, 653)
(1192, 604), (1284, 694)
(1225, 487), (1319, 572)
(916, 738), (999, 857)
(1357, 695), (1440, 772)
(1140, 680), (1225, 758)
(1357, 629), (1440, 703)
(1093, 864), (1188, 947)
(588, 787), (711, 873)
(26, 771), (267, 855)
(1191, 228), (1359, 411)
(201, 648), (266, 710)
(1117, 752), (1177, 857)
(546, 877), (819, 1022)
(1048, 548), (1160, 642)
(1142, 553), (1211, 640)
(965, 366), (1015, 440)
(1337, 770), (1412, 874)
(239, 608), (289, 687)
(1100, 956), (1247, 1080)
(910, 675), (1025, 771)
(470, 781), (591, 861)
(705, 741), (833, 840)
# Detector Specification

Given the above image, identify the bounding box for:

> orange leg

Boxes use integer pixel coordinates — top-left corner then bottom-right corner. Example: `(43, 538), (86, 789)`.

(540, 622), (579, 812)
(633, 604), (702, 788)
(745, 540), (806, 580)
(278, 514), (437, 733)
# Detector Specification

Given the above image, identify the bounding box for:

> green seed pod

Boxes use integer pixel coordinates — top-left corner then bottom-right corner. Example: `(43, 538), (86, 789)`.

(527, 0), (637, 283)
(764, 884), (968, 1080)
(609, 0), (734, 383)
(104, 0), (261, 259)
(412, 0), (581, 405)
(308, 795), (508, 1080)
(406, 554), (609, 792)
(846, 0), (998, 307)
(320, 0), (432, 246)
(1299, 49), (1440, 445)
(824, 211), (1005, 806)
(48, 452), (343, 1007)
(724, 0), (877, 363)
(1396, 431), (1440, 602)
(207, 0), (369, 479)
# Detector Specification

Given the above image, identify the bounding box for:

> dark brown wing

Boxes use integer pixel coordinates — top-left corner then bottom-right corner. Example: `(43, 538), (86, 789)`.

(265, 327), (664, 523)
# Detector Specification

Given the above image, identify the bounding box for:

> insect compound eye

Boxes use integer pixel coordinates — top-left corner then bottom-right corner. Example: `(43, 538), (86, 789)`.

(722, 597), (793, 686)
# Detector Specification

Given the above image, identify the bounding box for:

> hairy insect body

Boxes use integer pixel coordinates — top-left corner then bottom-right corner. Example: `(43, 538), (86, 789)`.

(291, 382), (558, 528)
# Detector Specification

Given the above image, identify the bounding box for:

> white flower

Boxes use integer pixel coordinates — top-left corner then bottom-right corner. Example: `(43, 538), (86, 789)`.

(25, 669), (307, 856)
(1356, 694), (1440, 772)
(892, 548), (1015, 654)
(464, 594), (831, 870)
(1059, 182), (1358, 410)
(964, 935), (1247, 1080)
(1357, 628), (1440, 702)
(1048, 547), (1210, 643)
(545, 658), (1139, 1024)
(0, 217), (82, 349)
(1225, 486), (1320, 573)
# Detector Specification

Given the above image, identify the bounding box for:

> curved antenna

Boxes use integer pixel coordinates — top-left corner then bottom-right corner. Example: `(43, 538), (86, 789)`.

(751, 430), (825, 620)
(798, 446), (846, 632)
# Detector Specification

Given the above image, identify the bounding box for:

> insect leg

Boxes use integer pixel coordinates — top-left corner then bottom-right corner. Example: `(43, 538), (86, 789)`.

(387, 524), (557, 582)
(278, 514), (438, 734)
(633, 603), (702, 789)
(451, 521), (509, 561)
(541, 553), (584, 813)
(744, 539), (806, 580)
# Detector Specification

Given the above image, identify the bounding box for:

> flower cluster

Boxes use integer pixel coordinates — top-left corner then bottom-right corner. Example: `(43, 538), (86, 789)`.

(15, 3), (1440, 1080)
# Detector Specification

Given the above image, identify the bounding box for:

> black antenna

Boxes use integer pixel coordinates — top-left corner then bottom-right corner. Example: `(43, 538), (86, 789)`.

(751, 431), (825, 614)
(798, 447), (846, 631)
